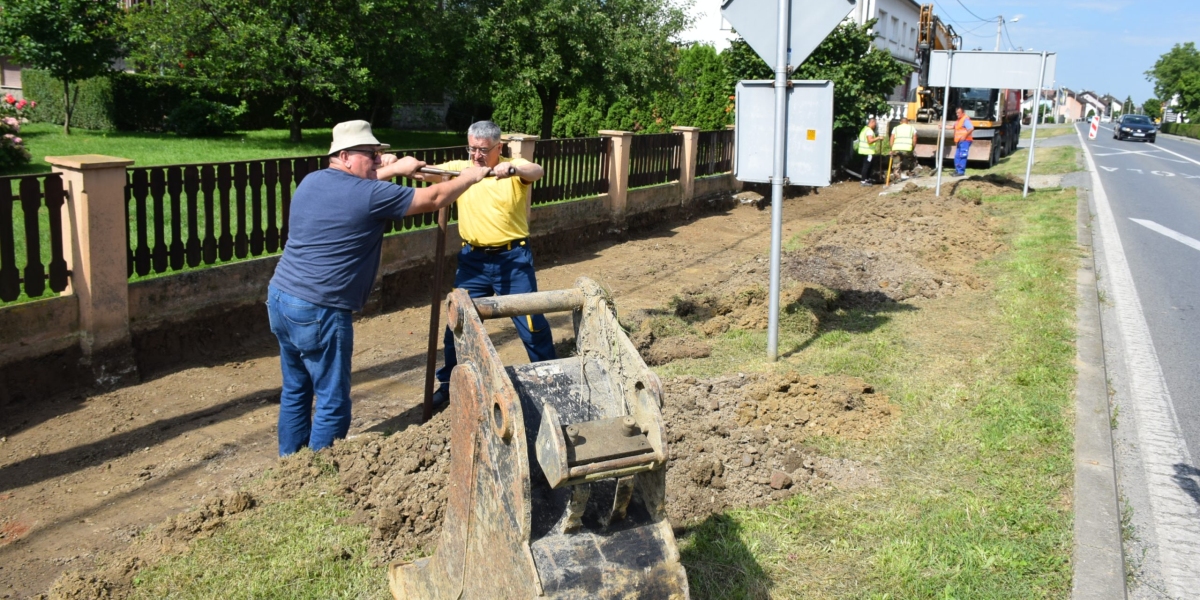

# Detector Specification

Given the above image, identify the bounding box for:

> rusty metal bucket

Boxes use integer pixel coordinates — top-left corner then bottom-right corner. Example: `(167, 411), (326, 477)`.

(388, 277), (689, 599)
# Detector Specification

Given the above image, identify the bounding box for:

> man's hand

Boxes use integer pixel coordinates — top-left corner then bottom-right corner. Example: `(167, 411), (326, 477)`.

(393, 156), (426, 178)
(493, 162), (518, 180)
(379, 153), (398, 167)
(459, 165), (492, 183)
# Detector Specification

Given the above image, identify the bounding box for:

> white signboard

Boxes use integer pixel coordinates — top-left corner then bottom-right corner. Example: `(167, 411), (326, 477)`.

(929, 51), (1056, 89)
(721, 0), (857, 68)
(734, 80), (834, 186)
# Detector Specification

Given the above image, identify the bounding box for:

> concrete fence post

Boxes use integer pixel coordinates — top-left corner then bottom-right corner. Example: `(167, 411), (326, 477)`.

(46, 154), (138, 384)
(598, 130), (632, 221)
(505, 134), (539, 161)
(725, 124), (737, 174)
(672, 126), (699, 204)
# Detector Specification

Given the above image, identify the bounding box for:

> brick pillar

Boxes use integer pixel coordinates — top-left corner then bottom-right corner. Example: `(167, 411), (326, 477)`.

(598, 130), (632, 220)
(506, 134), (539, 160)
(46, 154), (138, 384)
(672, 126), (699, 204)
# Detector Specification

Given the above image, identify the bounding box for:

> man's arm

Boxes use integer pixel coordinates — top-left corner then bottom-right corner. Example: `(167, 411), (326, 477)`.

(376, 156), (426, 181)
(497, 160), (544, 185)
(406, 166), (490, 215)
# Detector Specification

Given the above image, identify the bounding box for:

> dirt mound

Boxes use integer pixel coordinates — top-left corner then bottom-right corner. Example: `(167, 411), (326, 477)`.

(783, 179), (1005, 300)
(662, 371), (894, 524)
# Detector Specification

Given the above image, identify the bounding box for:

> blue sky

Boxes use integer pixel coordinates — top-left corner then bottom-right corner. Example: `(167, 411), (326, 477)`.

(680, 0), (1199, 104)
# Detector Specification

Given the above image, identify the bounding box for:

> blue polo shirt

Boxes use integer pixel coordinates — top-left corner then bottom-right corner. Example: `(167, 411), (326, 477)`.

(270, 168), (415, 311)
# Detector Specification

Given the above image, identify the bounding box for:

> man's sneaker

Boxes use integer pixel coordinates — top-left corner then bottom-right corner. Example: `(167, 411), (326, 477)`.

(431, 385), (450, 408)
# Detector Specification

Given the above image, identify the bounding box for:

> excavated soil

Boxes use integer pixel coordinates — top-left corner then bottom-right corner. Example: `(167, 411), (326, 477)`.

(2, 176), (1018, 599)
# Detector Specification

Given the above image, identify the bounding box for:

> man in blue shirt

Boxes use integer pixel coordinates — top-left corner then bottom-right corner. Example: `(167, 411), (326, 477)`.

(268, 120), (488, 456)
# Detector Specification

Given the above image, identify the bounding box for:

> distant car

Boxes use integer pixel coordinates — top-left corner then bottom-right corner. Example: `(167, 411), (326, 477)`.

(1113, 114), (1157, 143)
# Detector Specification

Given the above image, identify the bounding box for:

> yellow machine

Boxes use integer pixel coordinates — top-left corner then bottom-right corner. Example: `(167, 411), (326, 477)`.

(907, 4), (1023, 168)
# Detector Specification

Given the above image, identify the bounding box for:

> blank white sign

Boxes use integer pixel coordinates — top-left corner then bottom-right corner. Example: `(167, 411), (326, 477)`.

(734, 80), (834, 186)
(929, 51), (1056, 89)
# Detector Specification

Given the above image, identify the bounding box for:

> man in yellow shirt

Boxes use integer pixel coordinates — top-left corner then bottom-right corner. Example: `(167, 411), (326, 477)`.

(889, 116), (917, 181)
(428, 120), (551, 406)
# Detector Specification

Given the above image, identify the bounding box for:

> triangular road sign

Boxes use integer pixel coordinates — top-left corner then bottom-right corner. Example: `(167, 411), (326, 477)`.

(721, 0), (857, 68)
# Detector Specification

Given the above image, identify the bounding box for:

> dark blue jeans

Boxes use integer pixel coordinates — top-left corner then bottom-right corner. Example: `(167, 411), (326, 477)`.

(954, 141), (971, 175)
(435, 244), (556, 387)
(266, 285), (354, 456)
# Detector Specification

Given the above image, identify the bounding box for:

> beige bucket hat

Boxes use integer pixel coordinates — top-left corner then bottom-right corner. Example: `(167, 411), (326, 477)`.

(328, 120), (391, 155)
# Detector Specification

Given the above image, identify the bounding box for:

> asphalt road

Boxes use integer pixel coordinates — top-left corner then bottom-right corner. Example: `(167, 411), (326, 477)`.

(1084, 123), (1200, 457)
(1077, 121), (1200, 597)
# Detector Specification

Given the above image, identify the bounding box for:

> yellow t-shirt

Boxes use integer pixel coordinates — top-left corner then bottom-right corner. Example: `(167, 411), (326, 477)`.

(437, 157), (531, 246)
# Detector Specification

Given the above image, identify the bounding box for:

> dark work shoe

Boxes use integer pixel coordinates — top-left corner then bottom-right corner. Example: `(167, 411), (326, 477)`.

(431, 385), (450, 408)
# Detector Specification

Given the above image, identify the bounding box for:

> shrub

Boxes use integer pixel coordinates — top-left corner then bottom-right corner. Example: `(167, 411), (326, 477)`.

(0, 116), (31, 170)
(1162, 122), (1200, 140)
(167, 98), (246, 137)
(21, 69), (115, 130)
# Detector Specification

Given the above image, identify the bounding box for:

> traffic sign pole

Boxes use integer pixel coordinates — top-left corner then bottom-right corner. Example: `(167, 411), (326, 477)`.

(935, 50), (953, 197)
(1022, 51), (1048, 198)
(766, 0), (789, 362)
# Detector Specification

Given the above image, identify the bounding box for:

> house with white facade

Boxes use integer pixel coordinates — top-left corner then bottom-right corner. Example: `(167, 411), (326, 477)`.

(850, 0), (922, 121)
(1, 57), (22, 101)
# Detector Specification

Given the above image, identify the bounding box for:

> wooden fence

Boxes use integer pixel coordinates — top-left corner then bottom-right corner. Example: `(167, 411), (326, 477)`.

(0, 173), (70, 302)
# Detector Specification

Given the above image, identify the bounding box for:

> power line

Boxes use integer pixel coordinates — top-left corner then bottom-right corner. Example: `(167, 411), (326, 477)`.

(953, 0), (994, 24)
(1002, 20), (1017, 51)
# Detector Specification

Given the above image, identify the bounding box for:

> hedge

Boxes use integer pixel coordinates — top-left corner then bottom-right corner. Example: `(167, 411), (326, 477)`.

(1162, 122), (1200, 140)
(22, 70), (376, 133)
(22, 69), (115, 130)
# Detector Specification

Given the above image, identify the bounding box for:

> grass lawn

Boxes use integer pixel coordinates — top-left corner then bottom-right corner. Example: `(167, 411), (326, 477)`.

(1021, 125), (1075, 140)
(2, 123), (464, 176)
(117, 148), (1081, 597)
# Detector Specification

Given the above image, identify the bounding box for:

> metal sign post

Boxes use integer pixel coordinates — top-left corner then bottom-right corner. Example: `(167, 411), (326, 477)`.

(1022, 51), (1048, 198)
(929, 50), (1057, 197)
(935, 50), (953, 197)
(765, 0), (789, 361)
(722, 0), (855, 361)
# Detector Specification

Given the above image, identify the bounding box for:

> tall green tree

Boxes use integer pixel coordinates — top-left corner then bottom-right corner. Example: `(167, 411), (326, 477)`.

(1143, 97), (1162, 120)
(1146, 42), (1200, 113)
(1123, 95), (1135, 114)
(124, 0), (373, 142)
(474, 0), (690, 139)
(724, 20), (909, 134)
(0, 0), (121, 135)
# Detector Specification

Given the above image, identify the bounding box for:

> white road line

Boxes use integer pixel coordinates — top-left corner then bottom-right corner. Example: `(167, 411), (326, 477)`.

(1076, 126), (1200, 598)
(1154, 143), (1200, 168)
(1130, 219), (1200, 253)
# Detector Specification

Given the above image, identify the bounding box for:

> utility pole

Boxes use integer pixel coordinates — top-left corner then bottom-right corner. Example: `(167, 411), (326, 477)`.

(995, 16), (1019, 51)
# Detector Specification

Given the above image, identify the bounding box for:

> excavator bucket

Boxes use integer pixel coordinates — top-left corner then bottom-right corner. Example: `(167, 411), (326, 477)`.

(389, 277), (689, 599)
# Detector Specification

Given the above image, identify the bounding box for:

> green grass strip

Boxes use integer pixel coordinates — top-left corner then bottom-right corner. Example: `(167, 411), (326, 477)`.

(677, 187), (1077, 598)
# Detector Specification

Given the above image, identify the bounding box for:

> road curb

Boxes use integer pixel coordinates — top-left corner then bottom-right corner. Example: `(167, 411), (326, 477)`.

(1072, 183), (1128, 600)
(1159, 132), (1200, 146)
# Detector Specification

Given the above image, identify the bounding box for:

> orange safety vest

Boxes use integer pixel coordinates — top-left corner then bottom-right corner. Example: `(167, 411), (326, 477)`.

(954, 116), (974, 143)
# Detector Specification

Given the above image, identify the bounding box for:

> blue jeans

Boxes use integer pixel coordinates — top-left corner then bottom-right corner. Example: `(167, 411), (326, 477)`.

(435, 244), (556, 387)
(954, 141), (971, 175)
(266, 285), (354, 456)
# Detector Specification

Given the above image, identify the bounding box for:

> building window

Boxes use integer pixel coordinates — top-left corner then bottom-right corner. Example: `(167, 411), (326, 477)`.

(878, 10), (888, 40)
(891, 17), (900, 42)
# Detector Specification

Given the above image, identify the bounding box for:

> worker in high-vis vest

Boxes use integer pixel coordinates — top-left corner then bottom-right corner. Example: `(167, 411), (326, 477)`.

(857, 117), (881, 185)
(950, 106), (974, 176)
(889, 116), (917, 181)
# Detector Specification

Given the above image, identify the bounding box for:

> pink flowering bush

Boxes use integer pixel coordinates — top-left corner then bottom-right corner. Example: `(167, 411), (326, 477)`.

(1, 93), (36, 121)
(0, 115), (32, 170)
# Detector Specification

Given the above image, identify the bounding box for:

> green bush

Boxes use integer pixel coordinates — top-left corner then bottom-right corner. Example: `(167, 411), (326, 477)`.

(1162, 122), (1200, 139)
(21, 69), (115, 130)
(0, 116), (31, 169)
(167, 98), (246, 137)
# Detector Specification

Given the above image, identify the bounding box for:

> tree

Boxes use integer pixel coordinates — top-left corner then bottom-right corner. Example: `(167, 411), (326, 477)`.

(473, 0), (690, 139)
(1086, 108), (1096, 120)
(0, 0), (120, 135)
(1123, 95), (1135, 114)
(124, 0), (374, 142)
(1143, 98), (1162, 119)
(724, 20), (909, 134)
(1146, 42), (1200, 114)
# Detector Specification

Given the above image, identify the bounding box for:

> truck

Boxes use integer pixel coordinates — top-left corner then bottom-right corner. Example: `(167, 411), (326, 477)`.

(905, 4), (1023, 168)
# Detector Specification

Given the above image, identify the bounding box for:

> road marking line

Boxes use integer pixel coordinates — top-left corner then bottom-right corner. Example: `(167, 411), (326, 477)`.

(1077, 126), (1200, 597)
(1151, 171), (1174, 176)
(1130, 219), (1200, 253)
(1100, 166), (1118, 172)
(1154, 143), (1200, 168)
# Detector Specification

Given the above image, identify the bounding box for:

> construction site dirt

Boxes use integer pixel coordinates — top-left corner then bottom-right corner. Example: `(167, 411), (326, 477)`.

(1, 176), (1014, 599)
